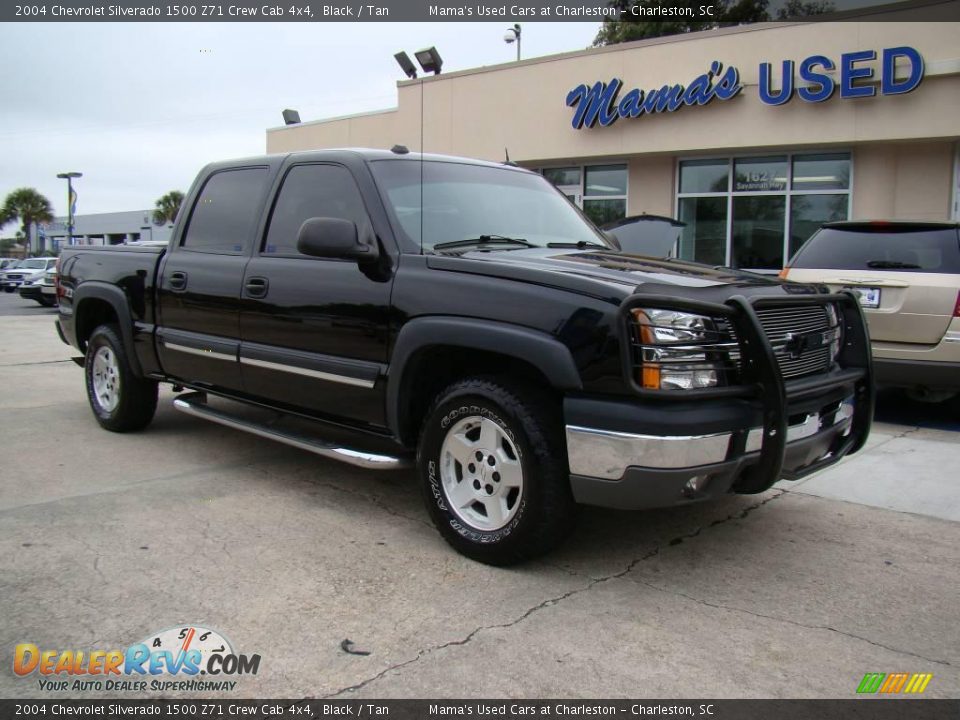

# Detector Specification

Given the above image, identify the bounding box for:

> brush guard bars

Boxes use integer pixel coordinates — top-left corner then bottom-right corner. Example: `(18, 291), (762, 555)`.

(566, 291), (874, 510)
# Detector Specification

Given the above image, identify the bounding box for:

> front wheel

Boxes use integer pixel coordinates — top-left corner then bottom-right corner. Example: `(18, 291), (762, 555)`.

(417, 377), (577, 565)
(84, 324), (158, 432)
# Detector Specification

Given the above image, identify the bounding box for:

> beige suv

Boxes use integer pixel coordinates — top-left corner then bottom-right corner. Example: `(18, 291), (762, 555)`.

(783, 221), (960, 402)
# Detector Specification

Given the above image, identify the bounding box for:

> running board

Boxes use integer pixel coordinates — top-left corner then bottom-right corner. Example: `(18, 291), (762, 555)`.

(172, 392), (410, 470)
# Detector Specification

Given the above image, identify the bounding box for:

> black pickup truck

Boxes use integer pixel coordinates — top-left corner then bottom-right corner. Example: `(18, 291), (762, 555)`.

(55, 149), (873, 565)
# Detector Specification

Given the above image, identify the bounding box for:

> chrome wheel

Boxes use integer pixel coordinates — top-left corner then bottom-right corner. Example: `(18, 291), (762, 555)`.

(439, 415), (524, 531)
(91, 345), (120, 412)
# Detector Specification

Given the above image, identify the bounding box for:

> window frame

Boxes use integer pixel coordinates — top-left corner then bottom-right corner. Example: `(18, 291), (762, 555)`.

(675, 151), (853, 270)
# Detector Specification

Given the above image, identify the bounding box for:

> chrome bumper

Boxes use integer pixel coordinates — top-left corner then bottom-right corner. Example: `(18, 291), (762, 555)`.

(566, 397), (854, 481)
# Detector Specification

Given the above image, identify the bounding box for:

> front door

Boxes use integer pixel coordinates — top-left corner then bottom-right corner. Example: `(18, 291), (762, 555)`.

(238, 162), (393, 429)
(156, 166), (270, 392)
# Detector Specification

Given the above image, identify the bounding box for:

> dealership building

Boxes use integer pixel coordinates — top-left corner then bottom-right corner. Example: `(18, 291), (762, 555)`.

(266, 13), (959, 271)
(37, 210), (174, 253)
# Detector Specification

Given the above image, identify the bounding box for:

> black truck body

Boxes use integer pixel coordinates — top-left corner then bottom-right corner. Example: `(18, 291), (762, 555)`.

(55, 149), (873, 564)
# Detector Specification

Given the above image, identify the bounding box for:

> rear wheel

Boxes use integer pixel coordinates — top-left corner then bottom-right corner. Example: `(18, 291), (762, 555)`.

(84, 324), (158, 432)
(417, 377), (576, 565)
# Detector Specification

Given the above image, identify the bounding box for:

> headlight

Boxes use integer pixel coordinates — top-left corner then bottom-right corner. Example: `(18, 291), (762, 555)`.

(630, 308), (737, 390)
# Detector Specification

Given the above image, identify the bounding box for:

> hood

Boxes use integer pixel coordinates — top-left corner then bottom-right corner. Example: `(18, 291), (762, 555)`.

(427, 247), (795, 299)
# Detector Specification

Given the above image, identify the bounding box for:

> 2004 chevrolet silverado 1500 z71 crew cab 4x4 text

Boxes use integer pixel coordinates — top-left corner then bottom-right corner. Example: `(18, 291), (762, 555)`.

(54, 149), (874, 565)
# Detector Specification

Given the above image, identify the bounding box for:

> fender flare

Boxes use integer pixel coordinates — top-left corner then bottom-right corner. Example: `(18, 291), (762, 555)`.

(72, 282), (144, 377)
(387, 316), (582, 442)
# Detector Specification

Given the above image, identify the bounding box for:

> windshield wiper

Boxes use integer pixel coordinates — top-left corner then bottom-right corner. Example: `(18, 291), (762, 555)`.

(866, 260), (921, 269)
(545, 240), (608, 249)
(433, 235), (536, 251)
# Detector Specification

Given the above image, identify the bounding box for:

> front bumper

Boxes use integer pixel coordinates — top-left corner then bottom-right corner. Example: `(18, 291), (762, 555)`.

(18, 284), (43, 300)
(566, 292), (873, 510)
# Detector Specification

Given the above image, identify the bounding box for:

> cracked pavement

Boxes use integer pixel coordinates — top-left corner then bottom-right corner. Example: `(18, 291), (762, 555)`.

(1, 301), (958, 699)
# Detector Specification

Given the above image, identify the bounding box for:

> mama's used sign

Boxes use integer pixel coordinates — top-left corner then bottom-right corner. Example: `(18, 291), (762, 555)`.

(566, 46), (924, 130)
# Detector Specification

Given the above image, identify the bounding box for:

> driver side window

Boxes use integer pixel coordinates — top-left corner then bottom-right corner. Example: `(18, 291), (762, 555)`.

(263, 164), (371, 257)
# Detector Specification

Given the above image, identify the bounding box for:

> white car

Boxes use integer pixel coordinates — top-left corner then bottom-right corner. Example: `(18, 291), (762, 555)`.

(1, 257), (57, 293)
(19, 268), (58, 307)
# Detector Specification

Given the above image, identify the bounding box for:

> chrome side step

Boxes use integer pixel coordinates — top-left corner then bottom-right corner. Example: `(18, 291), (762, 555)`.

(172, 392), (410, 470)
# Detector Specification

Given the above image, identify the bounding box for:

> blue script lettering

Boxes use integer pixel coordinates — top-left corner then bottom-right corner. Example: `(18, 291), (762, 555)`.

(566, 61), (741, 130)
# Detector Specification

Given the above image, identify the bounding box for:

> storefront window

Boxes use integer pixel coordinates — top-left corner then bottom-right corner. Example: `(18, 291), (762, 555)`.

(542, 163), (627, 227)
(679, 159), (729, 194)
(792, 153), (850, 191)
(678, 197), (726, 266)
(734, 156), (787, 192)
(677, 152), (850, 269)
(584, 165), (627, 196)
(732, 196), (786, 269)
(789, 193), (849, 259)
(583, 165), (626, 225)
(583, 198), (626, 226)
(543, 167), (581, 187)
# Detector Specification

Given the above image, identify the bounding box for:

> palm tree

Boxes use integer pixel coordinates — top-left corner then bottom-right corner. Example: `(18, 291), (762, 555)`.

(0, 188), (54, 254)
(153, 191), (185, 226)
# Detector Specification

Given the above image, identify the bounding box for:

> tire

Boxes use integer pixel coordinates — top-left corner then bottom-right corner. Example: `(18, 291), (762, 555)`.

(417, 377), (577, 565)
(38, 297), (57, 307)
(84, 324), (158, 432)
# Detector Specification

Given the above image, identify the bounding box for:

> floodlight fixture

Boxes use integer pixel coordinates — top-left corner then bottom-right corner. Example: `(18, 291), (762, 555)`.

(394, 51), (418, 79)
(414, 46), (443, 75)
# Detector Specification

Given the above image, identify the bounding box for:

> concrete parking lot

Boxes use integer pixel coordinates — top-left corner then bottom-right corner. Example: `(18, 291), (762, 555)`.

(1, 290), (958, 699)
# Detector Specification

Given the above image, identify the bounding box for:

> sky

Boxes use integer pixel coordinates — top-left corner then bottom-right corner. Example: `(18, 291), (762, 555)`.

(0, 21), (602, 220)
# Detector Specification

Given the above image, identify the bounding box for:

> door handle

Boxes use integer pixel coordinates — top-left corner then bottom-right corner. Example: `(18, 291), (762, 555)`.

(245, 277), (269, 298)
(168, 271), (188, 291)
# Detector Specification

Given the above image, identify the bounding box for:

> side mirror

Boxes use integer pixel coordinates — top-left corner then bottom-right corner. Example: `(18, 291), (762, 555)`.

(296, 217), (379, 262)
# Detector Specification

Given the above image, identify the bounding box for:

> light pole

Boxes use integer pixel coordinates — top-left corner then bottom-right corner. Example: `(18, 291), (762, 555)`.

(56, 172), (82, 247)
(504, 24), (521, 62)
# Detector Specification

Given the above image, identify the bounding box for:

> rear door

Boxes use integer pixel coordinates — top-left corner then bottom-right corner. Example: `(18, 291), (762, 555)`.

(238, 161), (393, 428)
(156, 166), (271, 392)
(788, 225), (960, 345)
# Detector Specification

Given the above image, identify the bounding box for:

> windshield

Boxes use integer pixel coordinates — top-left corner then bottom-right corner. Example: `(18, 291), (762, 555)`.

(20, 259), (48, 269)
(791, 227), (960, 273)
(369, 159), (611, 252)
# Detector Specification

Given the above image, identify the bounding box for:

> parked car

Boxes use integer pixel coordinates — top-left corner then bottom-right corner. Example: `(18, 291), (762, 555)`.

(783, 220), (960, 402)
(0, 258), (20, 271)
(1, 257), (58, 293)
(19, 268), (57, 307)
(54, 149), (873, 565)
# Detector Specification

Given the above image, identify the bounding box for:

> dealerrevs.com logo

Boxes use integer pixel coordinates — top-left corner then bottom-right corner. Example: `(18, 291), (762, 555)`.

(14, 625), (260, 693)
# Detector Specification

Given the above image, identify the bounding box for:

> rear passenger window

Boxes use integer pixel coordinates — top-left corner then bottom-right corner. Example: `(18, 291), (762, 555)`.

(181, 168), (268, 254)
(263, 164), (371, 257)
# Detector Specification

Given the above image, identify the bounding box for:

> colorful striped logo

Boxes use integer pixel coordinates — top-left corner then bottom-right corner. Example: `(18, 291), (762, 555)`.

(857, 672), (933, 694)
